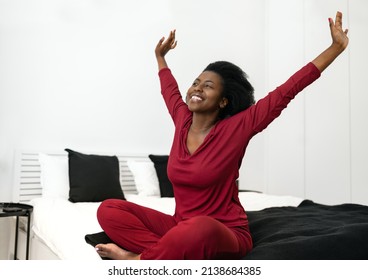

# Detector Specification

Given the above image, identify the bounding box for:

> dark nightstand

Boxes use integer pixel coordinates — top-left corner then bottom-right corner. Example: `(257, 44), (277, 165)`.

(0, 202), (33, 260)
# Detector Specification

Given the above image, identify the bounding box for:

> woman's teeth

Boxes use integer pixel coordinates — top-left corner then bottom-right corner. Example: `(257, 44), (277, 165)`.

(191, 96), (202, 101)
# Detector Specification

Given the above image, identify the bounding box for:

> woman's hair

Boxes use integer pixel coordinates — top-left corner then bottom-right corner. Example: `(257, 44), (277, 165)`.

(203, 61), (255, 119)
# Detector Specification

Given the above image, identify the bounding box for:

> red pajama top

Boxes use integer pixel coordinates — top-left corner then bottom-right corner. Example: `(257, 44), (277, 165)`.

(158, 62), (320, 228)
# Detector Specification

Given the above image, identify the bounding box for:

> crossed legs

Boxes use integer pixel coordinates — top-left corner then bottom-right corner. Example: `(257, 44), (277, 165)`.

(96, 199), (250, 260)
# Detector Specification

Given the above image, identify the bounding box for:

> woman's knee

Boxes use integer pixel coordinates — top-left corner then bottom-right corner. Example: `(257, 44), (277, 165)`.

(97, 199), (129, 225)
(178, 216), (225, 242)
(156, 216), (236, 259)
(187, 216), (222, 231)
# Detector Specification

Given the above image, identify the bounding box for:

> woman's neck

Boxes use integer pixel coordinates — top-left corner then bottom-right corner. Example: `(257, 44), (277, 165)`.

(191, 113), (218, 133)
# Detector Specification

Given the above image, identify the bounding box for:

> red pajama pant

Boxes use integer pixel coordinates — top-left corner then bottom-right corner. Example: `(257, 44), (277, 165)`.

(97, 199), (252, 260)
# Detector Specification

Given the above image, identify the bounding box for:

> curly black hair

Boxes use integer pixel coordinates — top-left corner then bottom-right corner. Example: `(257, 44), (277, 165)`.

(203, 61), (255, 119)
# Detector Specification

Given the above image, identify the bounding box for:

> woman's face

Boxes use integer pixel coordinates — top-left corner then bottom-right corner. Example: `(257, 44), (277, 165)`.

(186, 71), (227, 115)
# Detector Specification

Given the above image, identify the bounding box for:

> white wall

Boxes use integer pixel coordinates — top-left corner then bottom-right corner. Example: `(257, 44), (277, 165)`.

(0, 0), (266, 202)
(304, 0), (351, 204)
(0, 0), (367, 206)
(349, 1), (368, 205)
(263, 0), (368, 205)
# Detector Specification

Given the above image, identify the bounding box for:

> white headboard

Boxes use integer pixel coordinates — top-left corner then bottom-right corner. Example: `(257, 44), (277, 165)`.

(12, 150), (151, 203)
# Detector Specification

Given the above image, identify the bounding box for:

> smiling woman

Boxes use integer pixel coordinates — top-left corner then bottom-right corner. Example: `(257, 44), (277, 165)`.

(95, 11), (349, 260)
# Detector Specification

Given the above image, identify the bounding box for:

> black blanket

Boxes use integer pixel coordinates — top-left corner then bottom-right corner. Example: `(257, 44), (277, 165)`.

(243, 200), (368, 260)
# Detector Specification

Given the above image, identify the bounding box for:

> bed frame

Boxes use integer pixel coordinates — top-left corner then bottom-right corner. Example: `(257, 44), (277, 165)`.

(11, 150), (149, 259)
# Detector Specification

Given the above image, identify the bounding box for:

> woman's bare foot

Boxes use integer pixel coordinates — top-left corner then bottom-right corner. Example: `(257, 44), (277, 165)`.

(95, 243), (141, 260)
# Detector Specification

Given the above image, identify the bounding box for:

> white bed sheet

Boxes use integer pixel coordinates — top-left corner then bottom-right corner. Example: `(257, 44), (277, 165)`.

(30, 192), (303, 260)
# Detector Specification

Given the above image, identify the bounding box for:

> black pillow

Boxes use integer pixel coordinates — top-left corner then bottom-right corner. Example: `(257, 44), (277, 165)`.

(65, 149), (125, 202)
(148, 154), (174, 197)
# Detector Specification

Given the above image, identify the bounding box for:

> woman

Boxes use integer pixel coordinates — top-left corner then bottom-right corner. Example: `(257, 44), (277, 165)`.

(95, 11), (349, 260)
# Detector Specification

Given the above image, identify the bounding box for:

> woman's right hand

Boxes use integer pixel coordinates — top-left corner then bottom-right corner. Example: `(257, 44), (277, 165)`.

(155, 30), (177, 70)
(155, 30), (177, 58)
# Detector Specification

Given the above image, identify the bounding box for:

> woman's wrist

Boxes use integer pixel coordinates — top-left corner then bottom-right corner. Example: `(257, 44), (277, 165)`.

(156, 56), (168, 71)
(330, 41), (347, 55)
(311, 44), (346, 73)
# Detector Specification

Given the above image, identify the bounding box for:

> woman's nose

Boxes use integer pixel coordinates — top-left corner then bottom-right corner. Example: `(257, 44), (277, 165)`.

(194, 83), (203, 91)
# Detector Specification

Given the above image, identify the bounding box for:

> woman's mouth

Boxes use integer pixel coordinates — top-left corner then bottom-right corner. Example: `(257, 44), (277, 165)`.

(190, 94), (204, 102)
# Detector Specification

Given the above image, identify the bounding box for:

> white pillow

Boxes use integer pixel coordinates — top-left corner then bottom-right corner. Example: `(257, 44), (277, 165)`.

(127, 160), (160, 196)
(39, 153), (69, 199)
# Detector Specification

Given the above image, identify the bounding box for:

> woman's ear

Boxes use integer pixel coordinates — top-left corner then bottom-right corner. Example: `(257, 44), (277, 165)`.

(219, 97), (228, 109)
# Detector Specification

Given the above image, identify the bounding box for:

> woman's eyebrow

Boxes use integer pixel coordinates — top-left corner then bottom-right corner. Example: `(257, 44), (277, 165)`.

(193, 78), (216, 84)
(196, 77), (215, 82)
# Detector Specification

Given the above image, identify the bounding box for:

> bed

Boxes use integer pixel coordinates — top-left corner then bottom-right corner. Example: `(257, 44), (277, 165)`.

(12, 149), (368, 260)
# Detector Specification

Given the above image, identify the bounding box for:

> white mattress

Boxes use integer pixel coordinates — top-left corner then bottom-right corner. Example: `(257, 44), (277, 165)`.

(30, 192), (303, 260)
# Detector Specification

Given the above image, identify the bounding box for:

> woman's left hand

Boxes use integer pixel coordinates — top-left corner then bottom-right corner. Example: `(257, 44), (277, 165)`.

(329, 11), (349, 51)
